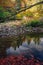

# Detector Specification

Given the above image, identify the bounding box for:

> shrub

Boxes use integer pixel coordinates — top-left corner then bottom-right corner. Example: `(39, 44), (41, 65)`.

(26, 20), (43, 27)
(30, 20), (40, 27)
(0, 6), (11, 22)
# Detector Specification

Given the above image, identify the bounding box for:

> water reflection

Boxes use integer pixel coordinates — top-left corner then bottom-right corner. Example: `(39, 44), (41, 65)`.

(0, 34), (43, 60)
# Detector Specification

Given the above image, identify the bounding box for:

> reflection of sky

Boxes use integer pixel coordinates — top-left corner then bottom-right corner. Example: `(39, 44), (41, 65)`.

(6, 38), (43, 61)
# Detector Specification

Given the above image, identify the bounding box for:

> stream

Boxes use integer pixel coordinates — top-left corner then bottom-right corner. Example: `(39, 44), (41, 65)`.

(0, 34), (43, 61)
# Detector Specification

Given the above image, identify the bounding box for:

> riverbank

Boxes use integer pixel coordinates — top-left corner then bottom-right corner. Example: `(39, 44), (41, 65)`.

(0, 21), (43, 37)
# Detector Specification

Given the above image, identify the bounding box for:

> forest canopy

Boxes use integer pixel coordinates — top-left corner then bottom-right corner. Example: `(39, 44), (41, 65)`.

(0, 0), (43, 22)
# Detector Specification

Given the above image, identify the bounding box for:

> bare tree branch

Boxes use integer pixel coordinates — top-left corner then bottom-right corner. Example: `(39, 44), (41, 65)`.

(15, 1), (43, 15)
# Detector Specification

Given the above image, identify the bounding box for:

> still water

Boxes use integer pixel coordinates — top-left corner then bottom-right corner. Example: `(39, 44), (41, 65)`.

(0, 34), (43, 61)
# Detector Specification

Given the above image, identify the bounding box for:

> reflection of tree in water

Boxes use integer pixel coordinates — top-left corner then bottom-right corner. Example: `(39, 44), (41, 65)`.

(0, 36), (23, 57)
(0, 35), (41, 57)
(0, 38), (12, 57)
(11, 41), (17, 50)
(11, 36), (23, 49)
(33, 36), (40, 45)
(26, 35), (40, 45)
(26, 36), (32, 45)
(17, 36), (23, 48)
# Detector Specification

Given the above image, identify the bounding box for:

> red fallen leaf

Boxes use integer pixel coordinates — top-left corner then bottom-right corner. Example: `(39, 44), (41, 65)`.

(41, 62), (43, 64)
(12, 63), (16, 65)
(35, 63), (40, 65)
(0, 55), (43, 65)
